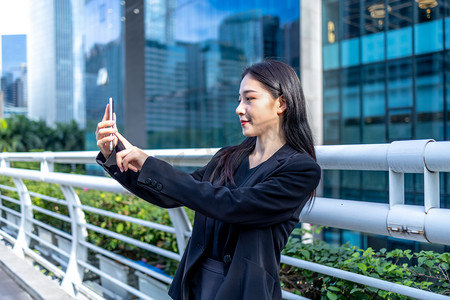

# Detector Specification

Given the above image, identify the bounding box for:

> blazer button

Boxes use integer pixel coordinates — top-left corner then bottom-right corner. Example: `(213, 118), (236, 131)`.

(150, 180), (157, 187)
(156, 183), (163, 191)
(223, 254), (232, 264)
(145, 178), (151, 185)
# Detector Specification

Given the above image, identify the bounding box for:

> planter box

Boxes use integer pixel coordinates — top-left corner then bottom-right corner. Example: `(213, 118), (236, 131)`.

(35, 226), (54, 257)
(2, 211), (20, 237)
(52, 235), (72, 269)
(96, 254), (132, 300)
(136, 271), (171, 300)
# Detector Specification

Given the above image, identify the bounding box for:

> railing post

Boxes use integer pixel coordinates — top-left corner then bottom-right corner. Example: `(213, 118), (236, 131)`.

(388, 168), (404, 208)
(0, 155), (10, 168)
(424, 168), (439, 212)
(40, 152), (54, 173)
(11, 178), (33, 258)
(167, 207), (192, 256)
(60, 185), (88, 296)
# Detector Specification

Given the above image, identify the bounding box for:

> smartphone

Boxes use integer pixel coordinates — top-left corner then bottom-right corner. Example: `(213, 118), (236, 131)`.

(109, 97), (114, 151)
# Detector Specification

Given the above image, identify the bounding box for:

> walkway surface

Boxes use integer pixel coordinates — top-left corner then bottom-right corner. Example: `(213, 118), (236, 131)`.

(0, 240), (75, 300)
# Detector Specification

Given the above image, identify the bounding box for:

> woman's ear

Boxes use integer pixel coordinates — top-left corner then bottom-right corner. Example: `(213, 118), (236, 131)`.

(277, 95), (287, 115)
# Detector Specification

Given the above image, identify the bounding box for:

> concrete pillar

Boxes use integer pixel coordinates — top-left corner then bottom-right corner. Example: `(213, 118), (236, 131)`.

(300, 0), (323, 146)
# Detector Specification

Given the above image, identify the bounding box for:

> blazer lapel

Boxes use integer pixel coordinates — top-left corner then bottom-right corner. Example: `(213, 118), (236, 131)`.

(243, 143), (297, 187)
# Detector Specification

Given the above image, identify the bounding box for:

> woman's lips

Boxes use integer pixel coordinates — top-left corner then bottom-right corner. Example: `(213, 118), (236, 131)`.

(240, 120), (249, 126)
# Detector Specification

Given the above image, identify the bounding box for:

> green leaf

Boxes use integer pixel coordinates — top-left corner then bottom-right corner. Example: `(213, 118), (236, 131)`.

(326, 291), (338, 300)
(357, 263), (367, 272)
(350, 288), (362, 294)
(116, 223), (124, 233)
(424, 260), (434, 268)
(418, 257), (426, 267)
(301, 249), (311, 260)
(328, 286), (341, 292)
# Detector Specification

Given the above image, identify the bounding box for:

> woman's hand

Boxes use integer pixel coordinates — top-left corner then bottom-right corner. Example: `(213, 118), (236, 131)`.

(96, 104), (117, 159)
(115, 131), (149, 173)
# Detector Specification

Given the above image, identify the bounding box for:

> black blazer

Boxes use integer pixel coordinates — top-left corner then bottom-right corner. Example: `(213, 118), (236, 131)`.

(97, 142), (321, 300)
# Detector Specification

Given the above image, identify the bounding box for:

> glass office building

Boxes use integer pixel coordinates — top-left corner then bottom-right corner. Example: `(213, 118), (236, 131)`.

(322, 0), (450, 251)
(143, 0), (300, 148)
(84, 0), (125, 151)
(84, 0), (300, 150)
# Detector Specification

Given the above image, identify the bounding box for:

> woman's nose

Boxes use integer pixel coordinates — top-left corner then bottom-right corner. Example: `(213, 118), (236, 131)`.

(236, 101), (245, 115)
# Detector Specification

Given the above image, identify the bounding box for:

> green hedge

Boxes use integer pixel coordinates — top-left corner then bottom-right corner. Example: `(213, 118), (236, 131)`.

(281, 227), (450, 299)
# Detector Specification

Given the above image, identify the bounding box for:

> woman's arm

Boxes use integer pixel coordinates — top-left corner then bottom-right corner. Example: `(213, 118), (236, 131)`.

(97, 144), (182, 208)
(137, 154), (321, 227)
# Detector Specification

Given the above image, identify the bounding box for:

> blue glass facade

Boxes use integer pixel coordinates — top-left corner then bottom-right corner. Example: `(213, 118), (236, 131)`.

(1, 35), (27, 107)
(84, 0), (125, 151)
(84, 0), (300, 151)
(322, 0), (449, 252)
(144, 0), (300, 148)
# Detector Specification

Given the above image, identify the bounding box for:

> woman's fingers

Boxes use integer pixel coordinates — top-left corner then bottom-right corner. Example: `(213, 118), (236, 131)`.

(115, 131), (134, 149)
(116, 147), (133, 172)
(115, 146), (148, 173)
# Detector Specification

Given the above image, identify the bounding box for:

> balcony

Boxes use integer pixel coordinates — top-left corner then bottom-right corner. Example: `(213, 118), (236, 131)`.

(0, 139), (449, 299)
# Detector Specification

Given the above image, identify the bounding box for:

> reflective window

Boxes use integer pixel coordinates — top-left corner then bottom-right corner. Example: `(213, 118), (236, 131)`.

(341, 38), (360, 67)
(387, 27), (412, 59)
(324, 43), (340, 70)
(415, 53), (444, 139)
(388, 0), (413, 29)
(446, 51), (450, 140)
(324, 70), (340, 114)
(324, 70), (340, 143)
(362, 63), (385, 143)
(388, 58), (413, 108)
(341, 67), (361, 143)
(143, 0), (300, 148)
(416, 0), (446, 23)
(388, 108), (412, 140)
(446, 17), (450, 49)
(361, 32), (385, 63)
(342, 0), (361, 39)
(323, 0), (340, 44)
(323, 0), (340, 70)
(341, 171), (361, 200)
(323, 170), (340, 199)
(364, 0), (387, 34)
(415, 19), (444, 54)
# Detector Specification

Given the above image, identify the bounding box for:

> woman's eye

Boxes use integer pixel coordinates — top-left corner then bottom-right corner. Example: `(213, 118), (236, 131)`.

(246, 97), (253, 101)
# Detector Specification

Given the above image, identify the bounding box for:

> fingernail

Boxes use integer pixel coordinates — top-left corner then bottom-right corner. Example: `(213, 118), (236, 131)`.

(119, 167), (123, 173)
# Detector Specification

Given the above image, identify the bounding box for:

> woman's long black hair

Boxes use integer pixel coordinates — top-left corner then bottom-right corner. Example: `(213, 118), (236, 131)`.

(210, 60), (317, 200)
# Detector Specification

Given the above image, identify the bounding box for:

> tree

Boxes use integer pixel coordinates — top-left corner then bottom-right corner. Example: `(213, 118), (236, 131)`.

(0, 115), (85, 152)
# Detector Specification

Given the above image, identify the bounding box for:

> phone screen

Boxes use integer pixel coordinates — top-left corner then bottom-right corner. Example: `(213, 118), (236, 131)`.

(109, 97), (114, 151)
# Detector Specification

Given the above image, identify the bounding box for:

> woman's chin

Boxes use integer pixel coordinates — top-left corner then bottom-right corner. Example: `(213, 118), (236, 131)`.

(242, 130), (256, 137)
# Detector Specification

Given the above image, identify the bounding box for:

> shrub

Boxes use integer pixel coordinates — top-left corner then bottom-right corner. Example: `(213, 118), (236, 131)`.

(281, 227), (450, 299)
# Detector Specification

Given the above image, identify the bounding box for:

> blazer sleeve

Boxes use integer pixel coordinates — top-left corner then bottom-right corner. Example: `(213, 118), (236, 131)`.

(96, 142), (217, 208)
(136, 154), (321, 227)
(97, 144), (181, 208)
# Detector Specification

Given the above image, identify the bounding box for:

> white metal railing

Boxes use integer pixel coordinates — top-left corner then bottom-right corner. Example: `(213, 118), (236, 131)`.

(0, 140), (449, 300)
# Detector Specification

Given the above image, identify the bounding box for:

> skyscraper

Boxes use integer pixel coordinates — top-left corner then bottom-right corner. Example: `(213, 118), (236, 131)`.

(321, 0), (449, 252)
(27, 0), (83, 126)
(1, 35), (27, 107)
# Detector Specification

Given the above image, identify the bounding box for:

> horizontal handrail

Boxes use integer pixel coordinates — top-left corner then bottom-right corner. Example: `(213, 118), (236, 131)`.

(1, 140), (449, 299)
(1, 141), (449, 172)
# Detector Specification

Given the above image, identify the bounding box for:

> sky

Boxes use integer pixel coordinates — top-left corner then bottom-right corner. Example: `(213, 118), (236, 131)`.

(0, 0), (29, 74)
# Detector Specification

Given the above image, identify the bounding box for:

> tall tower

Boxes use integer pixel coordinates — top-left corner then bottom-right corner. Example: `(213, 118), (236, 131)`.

(27, 0), (77, 126)
(1, 35), (27, 107)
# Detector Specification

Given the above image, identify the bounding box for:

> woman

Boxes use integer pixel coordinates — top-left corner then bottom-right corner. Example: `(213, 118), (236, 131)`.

(96, 60), (321, 300)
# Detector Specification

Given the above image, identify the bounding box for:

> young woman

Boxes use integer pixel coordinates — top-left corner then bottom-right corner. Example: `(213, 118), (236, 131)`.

(96, 60), (321, 300)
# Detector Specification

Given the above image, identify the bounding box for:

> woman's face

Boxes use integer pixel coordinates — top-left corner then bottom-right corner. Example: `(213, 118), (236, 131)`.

(236, 74), (285, 138)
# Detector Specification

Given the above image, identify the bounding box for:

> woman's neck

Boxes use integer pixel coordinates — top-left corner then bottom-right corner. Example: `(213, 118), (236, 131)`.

(249, 134), (286, 168)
